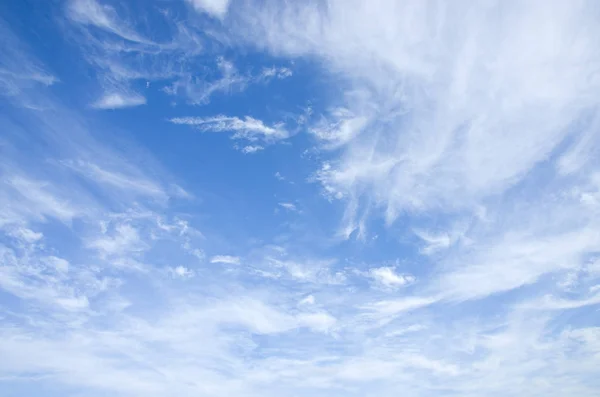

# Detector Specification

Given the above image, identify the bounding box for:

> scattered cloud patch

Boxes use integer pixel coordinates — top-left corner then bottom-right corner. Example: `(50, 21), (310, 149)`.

(91, 92), (146, 109)
(2, 2), (600, 396)
(168, 265), (194, 278)
(186, 0), (231, 19)
(368, 266), (416, 289)
(163, 58), (292, 105)
(413, 229), (452, 255)
(261, 66), (292, 79)
(210, 255), (241, 265)
(240, 145), (264, 154)
(310, 108), (369, 148)
(278, 202), (297, 212)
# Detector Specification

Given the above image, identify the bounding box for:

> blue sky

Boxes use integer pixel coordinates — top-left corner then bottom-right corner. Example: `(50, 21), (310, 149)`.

(1, 0), (600, 396)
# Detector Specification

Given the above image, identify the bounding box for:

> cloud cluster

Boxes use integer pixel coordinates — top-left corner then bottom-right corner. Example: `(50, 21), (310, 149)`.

(1, 1), (600, 397)
(66, 0), (292, 109)
(234, 0), (600, 217)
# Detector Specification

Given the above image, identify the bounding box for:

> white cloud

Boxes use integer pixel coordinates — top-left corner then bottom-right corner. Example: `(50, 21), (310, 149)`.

(43, 256), (70, 273)
(310, 108), (369, 148)
(210, 255), (241, 265)
(7, 226), (43, 243)
(4, 3), (600, 397)
(0, 21), (58, 107)
(0, 69), (57, 92)
(3, 176), (81, 225)
(363, 296), (438, 316)
(237, 0), (600, 227)
(163, 59), (292, 106)
(278, 202), (297, 212)
(67, 0), (152, 44)
(61, 160), (167, 200)
(267, 257), (346, 285)
(260, 66), (292, 79)
(91, 92), (146, 109)
(169, 265), (194, 278)
(170, 113), (289, 151)
(86, 223), (148, 263)
(299, 295), (315, 305)
(240, 145), (264, 154)
(297, 312), (336, 333)
(164, 58), (248, 105)
(413, 229), (452, 255)
(170, 115), (288, 141)
(368, 267), (415, 289)
(66, 0), (208, 108)
(66, 3), (291, 108)
(226, 0), (600, 309)
(522, 292), (600, 311)
(434, 224), (600, 301)
(186, 0), (231, 19)
(384, 324), (427, 338)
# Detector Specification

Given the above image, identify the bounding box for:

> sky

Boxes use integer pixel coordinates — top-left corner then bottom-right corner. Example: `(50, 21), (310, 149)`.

(1, 0), (600, 396)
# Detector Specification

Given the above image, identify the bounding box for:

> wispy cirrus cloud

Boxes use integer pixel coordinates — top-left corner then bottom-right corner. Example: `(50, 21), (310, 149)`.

(67, 0), (154, 44)
(236, 0), (600, 217)
(91, 91), (146, 109)
(230, 0), (600, 301)
(278, 202), (298, 212)
(65, 1), (293, 107)
(210, 255), (240, 265)
(170, 115), (287, 140)
(170, 114), (290, 151)
(2, 1), (600, 397)
(163, 57), (292, 105)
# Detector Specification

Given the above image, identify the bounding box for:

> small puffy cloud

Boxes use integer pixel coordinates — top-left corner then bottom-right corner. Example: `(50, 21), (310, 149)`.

(210, 255), (241, 265)
(186, 0), (231, 19)
(92, 92), (146, 109)
(368, 267), (415, 289)
(240, 145), (264, 154)
(260, 66), (292, 79)
(169, 265), (194, 278)
(278, 202), (297, 212)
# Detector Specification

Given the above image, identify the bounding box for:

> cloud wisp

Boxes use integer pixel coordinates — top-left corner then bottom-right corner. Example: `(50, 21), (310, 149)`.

(170, 114), (290, 151)
(1, 1), (600, 397)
